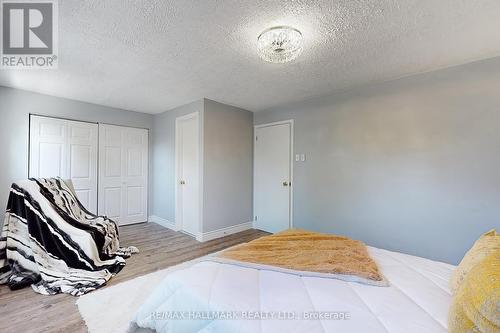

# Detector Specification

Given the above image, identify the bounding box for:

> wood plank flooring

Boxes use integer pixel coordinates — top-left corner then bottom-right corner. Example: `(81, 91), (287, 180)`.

(0, 223), (268, 333)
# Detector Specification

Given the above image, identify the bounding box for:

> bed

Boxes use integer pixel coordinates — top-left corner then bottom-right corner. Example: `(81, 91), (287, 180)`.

(132, 246), (454, 333)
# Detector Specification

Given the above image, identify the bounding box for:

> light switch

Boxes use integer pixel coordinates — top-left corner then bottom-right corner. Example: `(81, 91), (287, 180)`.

(300, 154), (306, 162)
(295, 154), (300, 162)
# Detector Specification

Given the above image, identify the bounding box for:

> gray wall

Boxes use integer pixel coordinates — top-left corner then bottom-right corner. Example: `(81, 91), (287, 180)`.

(0, 86), (154, 225)
(150, 98), (254, 233)
(203, 99), (253, 232)
(254, 57), (500, 265)
(150, 99), (204, 222)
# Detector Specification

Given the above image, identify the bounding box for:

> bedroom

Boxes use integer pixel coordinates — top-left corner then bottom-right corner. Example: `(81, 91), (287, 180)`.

(0, 1), (499, 332)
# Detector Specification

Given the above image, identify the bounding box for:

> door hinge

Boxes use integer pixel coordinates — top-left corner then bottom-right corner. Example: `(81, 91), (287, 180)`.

(255, 136), (258, 141)
(254, 216), (258, 221)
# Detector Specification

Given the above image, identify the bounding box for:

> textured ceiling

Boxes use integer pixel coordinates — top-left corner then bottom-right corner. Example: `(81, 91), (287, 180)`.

(1, 0), (500, 114)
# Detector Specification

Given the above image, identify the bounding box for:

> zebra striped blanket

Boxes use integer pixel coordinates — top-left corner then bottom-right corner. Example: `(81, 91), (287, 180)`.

(0, 178), (138, 296)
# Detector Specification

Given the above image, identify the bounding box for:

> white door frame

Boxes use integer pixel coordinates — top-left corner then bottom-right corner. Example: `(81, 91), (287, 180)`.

(253, 119), (294, 229)
(175, 111), (203, 237)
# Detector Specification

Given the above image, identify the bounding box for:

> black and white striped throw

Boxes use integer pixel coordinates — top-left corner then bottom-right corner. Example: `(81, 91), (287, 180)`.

(0, 178), (138, 296)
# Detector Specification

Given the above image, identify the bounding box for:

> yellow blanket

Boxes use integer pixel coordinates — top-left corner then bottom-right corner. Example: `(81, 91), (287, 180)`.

(214, 229), (387, 286)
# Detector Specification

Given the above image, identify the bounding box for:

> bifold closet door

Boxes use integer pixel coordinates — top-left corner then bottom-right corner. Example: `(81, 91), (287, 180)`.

(29, 115), (98, 212)
(98, 124), (148, 225)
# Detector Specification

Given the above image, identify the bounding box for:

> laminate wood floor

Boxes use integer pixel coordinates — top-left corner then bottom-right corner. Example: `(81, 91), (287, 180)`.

(0, 222), (268, 333)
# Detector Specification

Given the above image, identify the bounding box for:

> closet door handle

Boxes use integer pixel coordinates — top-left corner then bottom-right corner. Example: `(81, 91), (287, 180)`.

(180, 180), (186, 185)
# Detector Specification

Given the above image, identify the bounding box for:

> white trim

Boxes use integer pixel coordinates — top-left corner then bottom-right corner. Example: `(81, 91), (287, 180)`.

(252, 221), (259, 230)
(253, 119), (294, 230)
(148, 215), (179, 231)
(175, 111), (202, 235)
(198, 106), (205, 240)
(196, 222), (254, 242)
(120, 218), (148, 226)
(254, 119), (294, 130)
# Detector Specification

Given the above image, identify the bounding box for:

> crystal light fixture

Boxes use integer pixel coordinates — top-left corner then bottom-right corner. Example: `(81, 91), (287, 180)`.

(257, 26), (303, 63)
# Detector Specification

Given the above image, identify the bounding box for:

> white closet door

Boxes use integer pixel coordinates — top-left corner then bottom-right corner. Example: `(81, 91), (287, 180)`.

(29, 116), (68, 178)
(29, 115), (98, 213)
(67, 120), (98, 212)
(98, 125), (123, 222)
(99, 124), (148, 225)
(175, 112), (200, 236)
(123, 127), (149, 224)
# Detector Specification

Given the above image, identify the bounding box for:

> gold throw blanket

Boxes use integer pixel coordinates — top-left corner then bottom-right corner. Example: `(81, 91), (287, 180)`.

(212, 229), (387, 286)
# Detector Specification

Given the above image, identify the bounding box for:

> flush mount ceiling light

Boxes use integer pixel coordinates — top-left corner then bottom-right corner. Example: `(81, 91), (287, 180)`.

(257, 26), (303, 63)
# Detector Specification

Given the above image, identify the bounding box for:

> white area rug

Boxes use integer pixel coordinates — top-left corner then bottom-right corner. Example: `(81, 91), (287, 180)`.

(76, 256), (209, 333)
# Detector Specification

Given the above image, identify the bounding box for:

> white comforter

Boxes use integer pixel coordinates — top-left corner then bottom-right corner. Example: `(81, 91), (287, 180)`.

(132, 247), (454, 333)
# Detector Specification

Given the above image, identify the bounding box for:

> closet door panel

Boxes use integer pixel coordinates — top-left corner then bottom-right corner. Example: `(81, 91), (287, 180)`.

(29, 116), (98, 213)
(38, 143), (65, 177)
(29, 116), (67, 178)
(67, 120), (98, 212)
(99, 124), (148, 225)
(103, 187), (122, 220)
(123, 128), (148, 224)
(98, 125), (124, 222)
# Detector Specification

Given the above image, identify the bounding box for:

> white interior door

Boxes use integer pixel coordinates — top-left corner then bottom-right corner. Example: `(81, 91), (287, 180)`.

(176, 112), (200, 236)
(254, 122), (292, 233)
(99, 124), (148, 225)
(29, 115), (98, 212)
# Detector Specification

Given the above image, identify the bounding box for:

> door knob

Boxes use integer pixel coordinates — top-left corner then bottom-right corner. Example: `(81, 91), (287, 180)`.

(283, 181), (289, 187)
(180, 180), (186, 185)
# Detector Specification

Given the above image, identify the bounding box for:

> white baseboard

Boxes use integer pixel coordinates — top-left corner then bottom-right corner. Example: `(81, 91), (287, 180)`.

(148, 215), (179, 231)
(196, 221), (254, 242)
